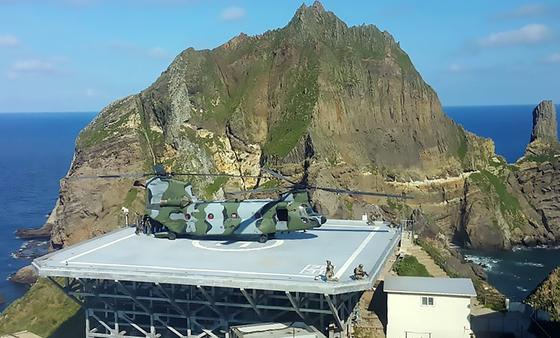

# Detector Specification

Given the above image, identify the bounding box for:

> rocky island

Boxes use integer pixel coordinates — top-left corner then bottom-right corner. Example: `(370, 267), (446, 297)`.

(0, 1), (559, 336)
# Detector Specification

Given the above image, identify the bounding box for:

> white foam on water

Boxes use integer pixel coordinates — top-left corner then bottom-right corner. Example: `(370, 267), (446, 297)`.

(515, 261), (544, 268)
(464, 254), (502, 271)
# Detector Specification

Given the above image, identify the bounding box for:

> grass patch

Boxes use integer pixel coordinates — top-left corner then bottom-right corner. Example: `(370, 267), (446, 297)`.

(124, 188), (139, 208)
(0, 279), (80, 338)
(387, 198), (404, 211)
(204, 176), (229, 197)
(394, 255), (432, 277)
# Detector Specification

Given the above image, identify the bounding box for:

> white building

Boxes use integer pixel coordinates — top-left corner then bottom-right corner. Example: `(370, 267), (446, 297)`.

(384, 276), (476, 338)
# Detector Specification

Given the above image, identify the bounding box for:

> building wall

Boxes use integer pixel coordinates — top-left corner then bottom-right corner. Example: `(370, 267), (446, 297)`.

(386, 293), (472, 338)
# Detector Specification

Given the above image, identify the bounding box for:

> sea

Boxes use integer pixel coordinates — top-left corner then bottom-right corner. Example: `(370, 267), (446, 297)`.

(0, 105), (557, 310)
(0, 112), (96, 311)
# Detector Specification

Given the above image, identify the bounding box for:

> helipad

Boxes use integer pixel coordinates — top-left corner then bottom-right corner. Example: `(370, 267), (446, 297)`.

(33, 219), (400, 294)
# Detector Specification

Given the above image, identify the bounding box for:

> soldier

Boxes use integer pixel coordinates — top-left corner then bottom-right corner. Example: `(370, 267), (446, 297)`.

(353, 264), (369, 280)
(325, 260), (337, 281)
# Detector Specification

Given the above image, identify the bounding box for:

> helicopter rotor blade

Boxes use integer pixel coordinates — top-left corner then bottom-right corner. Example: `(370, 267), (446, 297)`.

(169, 172), (266, 179)
(66, 173), (152, 180)
(225, 187), (288, 195)
(260, 168), (299, 185)
(308, 185), (413, 199)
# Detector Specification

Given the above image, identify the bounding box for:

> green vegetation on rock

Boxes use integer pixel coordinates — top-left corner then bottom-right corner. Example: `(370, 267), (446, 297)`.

(470, 169), (524, 229)
(394, 255), (432, 277)
(0, 279), (80, 338)
(527, 267), (560, 321)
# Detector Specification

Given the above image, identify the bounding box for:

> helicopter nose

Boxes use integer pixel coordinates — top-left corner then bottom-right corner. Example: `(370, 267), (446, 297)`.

(320, 216), (327, 224)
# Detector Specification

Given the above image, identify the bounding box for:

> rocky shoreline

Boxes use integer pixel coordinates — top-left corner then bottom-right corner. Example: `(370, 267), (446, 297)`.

(15, 223), (53, 240)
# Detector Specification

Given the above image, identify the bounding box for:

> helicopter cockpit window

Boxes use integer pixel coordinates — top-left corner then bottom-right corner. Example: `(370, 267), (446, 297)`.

(276, 208), (289, 222)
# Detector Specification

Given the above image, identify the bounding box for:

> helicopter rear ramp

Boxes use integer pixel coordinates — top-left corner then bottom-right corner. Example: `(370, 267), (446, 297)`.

(33, 220), (401, 337)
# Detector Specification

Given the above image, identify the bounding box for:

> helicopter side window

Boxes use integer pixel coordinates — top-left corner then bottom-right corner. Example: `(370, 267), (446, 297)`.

(276, 208), (289, 222)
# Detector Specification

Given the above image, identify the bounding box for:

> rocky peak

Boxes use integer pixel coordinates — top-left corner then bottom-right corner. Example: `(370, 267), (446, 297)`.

(289, 1), (345, 33)
(530, 100), (558, 144)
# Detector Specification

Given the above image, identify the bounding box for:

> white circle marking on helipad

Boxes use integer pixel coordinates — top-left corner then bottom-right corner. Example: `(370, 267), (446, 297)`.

(192, 239), (284, 252)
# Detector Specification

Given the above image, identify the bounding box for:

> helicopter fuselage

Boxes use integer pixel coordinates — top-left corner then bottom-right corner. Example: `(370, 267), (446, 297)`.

(144, 177), (325, 240)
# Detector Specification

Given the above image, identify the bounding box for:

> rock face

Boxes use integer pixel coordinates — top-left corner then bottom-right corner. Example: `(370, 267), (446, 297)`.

(41, 2), (558, 252)
(9, 265), (38, 285)
(47, 1), (493, 248)
(526, 267), (560, 321)
(530, 100), (558, 144)
(525, 100), (559, 159)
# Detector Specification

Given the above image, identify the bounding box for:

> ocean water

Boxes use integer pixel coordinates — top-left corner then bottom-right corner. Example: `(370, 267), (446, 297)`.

(0, 112), (95, 311)
(446, 104), (560, 302)
(463, 247), (560, 301)
(445, 104), (560, 163)
(0, 106), (557, 309)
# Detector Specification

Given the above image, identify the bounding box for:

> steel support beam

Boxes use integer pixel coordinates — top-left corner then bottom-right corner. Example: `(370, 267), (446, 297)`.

(49, 277), (362, 338)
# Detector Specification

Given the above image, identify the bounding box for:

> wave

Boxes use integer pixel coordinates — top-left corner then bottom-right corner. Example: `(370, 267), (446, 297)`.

(464, 254), (502, 271)
(514, 261), (544, 268)
(516, 286), (529, 292)
(513, 244), (560, 251)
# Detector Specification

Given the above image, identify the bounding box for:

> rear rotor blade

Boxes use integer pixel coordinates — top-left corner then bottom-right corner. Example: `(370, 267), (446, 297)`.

(226, 186), (288, 195)
(310, 186), (413, 199)
(170, 172), (266, 179)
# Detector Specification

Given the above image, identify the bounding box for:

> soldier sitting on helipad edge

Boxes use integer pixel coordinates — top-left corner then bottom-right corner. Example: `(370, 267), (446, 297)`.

(353, 264), (369, 280)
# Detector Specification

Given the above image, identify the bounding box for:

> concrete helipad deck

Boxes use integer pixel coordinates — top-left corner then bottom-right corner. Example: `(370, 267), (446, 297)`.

(33, 220), (400, 294)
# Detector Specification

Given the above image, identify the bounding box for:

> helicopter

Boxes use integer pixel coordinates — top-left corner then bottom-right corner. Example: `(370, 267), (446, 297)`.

(74, 165), (412, 243)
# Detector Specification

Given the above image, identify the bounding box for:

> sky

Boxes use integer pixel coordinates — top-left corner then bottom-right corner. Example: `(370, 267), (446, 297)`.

(0, 0), (559, 112)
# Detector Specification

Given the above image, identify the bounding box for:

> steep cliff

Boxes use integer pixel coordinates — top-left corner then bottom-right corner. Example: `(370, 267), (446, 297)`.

(48, 1), (493, 247)
(526, 267), (560, 321)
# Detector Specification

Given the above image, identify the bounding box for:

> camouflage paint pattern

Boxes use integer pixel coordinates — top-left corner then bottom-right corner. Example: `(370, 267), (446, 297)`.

(144, 176), (325, 239)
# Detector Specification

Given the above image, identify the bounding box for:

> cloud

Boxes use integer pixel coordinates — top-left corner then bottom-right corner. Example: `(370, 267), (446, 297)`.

(220, 6), (246, 21)
(106, 41), (168, 59)
(543, 52), (560, 64)
(447, 64), (464, 73)
(0, 33), (20, 47)
(6, 58), (66, 79)
(478, 24), (552, 48)
(84, 88), (97, 97)
(496, 3), (558, 20)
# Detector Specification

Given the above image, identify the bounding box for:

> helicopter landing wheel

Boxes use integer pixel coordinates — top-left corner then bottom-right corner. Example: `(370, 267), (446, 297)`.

(258, 234), (268, 243)
(167, 231), (177, 240)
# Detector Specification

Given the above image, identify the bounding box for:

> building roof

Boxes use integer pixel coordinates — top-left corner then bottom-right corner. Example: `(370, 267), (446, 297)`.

(384, 276), (477, 297)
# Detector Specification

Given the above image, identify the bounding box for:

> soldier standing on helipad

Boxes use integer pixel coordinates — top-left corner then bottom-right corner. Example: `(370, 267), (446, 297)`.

(325, 260), (338, 281)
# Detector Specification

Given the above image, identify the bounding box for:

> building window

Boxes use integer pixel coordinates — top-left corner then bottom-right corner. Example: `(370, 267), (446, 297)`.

(421, 296), (434, 306)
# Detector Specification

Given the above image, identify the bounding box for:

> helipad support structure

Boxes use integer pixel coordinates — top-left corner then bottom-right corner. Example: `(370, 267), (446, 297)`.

(33, 220), (401, 338)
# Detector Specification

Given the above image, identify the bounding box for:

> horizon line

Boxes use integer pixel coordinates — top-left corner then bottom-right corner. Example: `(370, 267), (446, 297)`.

(1, 103), (558, 114)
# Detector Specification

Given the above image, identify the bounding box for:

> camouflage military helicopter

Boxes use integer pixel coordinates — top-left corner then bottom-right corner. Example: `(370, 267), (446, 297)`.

(76, 165), (411, 243)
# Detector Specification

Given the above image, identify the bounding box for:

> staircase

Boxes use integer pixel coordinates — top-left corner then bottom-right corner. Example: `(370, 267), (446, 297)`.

(399, 232), (447, 278)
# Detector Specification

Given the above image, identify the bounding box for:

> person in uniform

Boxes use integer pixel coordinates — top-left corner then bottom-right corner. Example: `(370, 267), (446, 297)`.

(325, 260), (337, 281)
(353, 264), (369, 280)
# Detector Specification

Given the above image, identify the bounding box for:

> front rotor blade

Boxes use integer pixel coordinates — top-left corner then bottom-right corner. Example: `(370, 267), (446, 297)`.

(260, 168), (299, 185)
(311, 186), (413, 199)
(66, 173), (151, 180)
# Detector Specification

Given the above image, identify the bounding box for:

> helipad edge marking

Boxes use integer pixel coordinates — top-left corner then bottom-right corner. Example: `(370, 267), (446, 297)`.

(68, 261), (317, 279)
(334, 230), (377, 279)
(62, 233), (136, 263)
